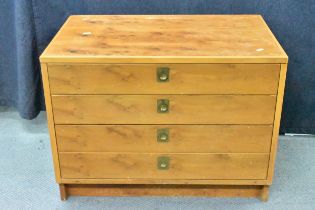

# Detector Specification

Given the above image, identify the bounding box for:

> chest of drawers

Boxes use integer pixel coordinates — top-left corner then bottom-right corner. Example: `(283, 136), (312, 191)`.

(40, 15), (288, 201)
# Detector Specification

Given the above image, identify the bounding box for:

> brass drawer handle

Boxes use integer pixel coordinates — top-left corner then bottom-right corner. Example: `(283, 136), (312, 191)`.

(157, 156), (170, 170)
(157, 128), (169, 143)
(157, 67), (169, 82)
(157, 99), (169, 113)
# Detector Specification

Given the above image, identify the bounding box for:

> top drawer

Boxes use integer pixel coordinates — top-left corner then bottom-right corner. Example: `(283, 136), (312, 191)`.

(48, 64), (280, 94)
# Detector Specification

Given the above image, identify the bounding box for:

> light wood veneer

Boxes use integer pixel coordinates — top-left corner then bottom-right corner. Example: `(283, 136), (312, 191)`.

(59, 153), (269, 180)
(40, 15), (288, 201)
(52, 95), (276, 124)
(55, 125), (273, 153)
(48, 64), (280, 94)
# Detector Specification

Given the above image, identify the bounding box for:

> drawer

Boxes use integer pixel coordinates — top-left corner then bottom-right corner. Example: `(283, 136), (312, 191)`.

(48, 64), (280, 94)
(56, 125), (273, 153)
(59, 153), (269, 180)
(52, 95), (276, 124)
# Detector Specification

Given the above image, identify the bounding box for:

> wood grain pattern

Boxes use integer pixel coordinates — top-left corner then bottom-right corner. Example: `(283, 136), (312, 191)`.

(40, 63), (62, 182)
(52, 95), (277, 124)
(40, 15), (288, 200)
(56, 125), (273, 153)
(59, 153), (269, 180)
(48, 64), (280, 94)
(40, 15), (288, 63)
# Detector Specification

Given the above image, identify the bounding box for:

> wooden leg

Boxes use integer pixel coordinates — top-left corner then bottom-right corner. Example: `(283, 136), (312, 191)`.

(59, 184), (68, 201)
(260, 185), (269, 202)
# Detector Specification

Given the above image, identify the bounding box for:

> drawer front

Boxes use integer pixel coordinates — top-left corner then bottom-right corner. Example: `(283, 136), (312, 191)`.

(56, 125), (272, 153)
(59, 153), (269, 179)
(52, 95), (276, 124)
(48, 64), (280, 94)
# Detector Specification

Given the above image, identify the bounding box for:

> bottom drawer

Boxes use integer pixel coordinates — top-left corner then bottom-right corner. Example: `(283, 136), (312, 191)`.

(59, 153), (269, 180)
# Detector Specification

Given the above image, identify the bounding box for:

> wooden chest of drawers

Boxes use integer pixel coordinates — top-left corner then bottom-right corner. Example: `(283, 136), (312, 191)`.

(40, 15), (288, 201)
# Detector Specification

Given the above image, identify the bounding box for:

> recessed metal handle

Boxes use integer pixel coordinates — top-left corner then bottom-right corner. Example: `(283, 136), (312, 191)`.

(157, 128), (169, 142)
(157, 67), (169, 82)
(157, 99), (169, 113)
(157, 156), (170, 170)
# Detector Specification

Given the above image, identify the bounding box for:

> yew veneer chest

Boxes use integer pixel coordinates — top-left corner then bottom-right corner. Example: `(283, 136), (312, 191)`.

(40, 15), (288, 201)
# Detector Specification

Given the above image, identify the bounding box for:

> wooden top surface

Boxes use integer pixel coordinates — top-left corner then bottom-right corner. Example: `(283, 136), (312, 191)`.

(40, 15), (288, 63)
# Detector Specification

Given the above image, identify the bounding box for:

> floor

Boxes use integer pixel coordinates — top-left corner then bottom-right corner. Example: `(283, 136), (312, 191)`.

(0, 106), (314, 210)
